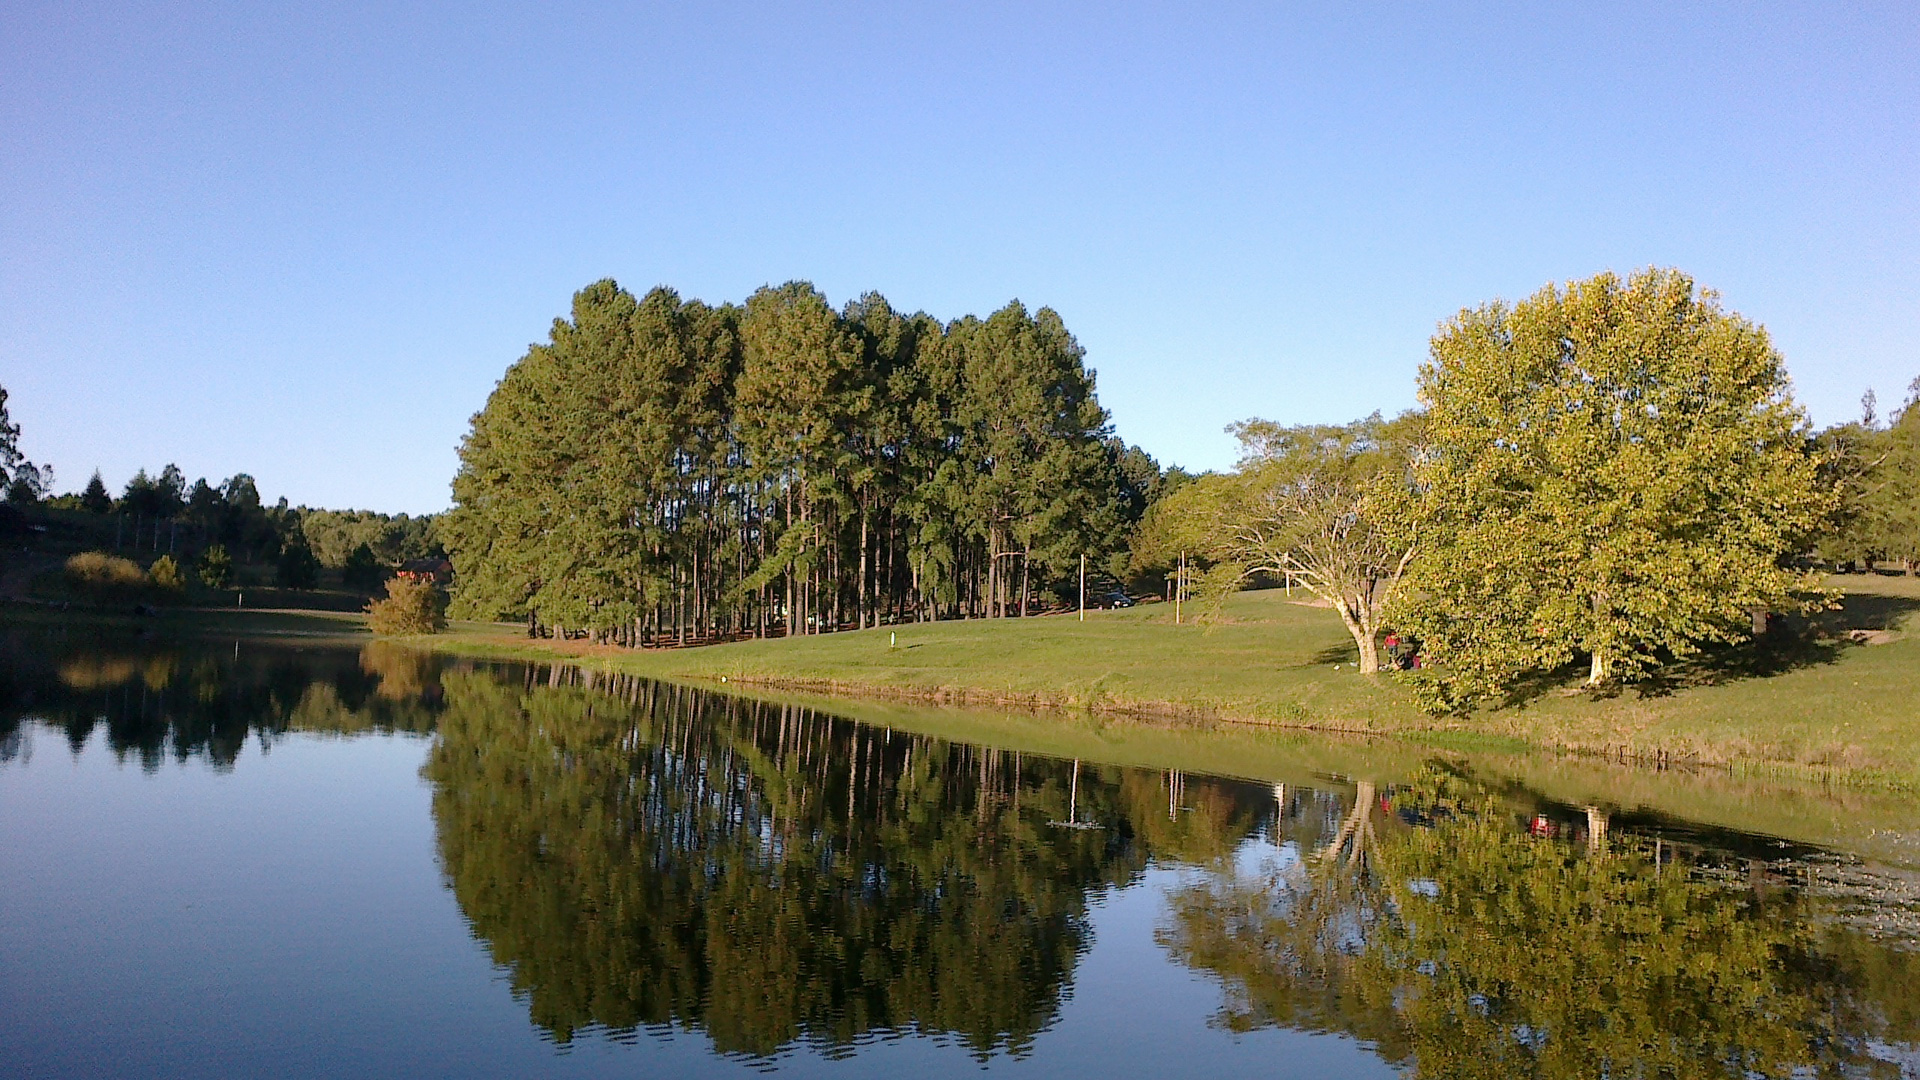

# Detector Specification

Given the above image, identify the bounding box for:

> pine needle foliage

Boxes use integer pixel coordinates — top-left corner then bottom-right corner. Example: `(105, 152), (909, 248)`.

(442, 280), (1139, 644)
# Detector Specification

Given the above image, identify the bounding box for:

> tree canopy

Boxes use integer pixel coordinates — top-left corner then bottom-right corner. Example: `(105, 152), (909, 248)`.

(442, 280), (1148, 642)
(1133, 413), (1420, 672)
(1393, 269), (1831, 701)
(1822, 378), (1920, 572)
(0, 384), (51, 504)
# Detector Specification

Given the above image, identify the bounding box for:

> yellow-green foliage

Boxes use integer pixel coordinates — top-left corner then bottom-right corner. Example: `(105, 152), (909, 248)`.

(366, 576), (447, 636)
(148, 555), (184, 590)
(1400, 268), (1833, 702)
(64, 551), (148, 594)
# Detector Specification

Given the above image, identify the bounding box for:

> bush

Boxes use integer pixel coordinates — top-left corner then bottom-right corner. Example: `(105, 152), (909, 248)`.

(149, 555), (184, 590)
(199, 544), (233, 588)
(65, 551), (148, 596)
(365, 576), (446, 636)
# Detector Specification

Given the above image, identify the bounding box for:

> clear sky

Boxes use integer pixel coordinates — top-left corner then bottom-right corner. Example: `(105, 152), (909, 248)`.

(4, 1), (1915, 514)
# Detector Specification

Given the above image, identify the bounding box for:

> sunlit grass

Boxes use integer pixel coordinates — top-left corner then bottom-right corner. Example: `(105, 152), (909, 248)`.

(435, 574), (1920, 788)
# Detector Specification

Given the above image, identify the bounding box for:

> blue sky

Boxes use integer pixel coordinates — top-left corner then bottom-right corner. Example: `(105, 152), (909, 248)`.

(4, 1), (1915, 513)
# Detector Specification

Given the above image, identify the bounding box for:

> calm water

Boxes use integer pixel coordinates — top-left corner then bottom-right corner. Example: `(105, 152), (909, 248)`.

(4, 630), (1919, 1079)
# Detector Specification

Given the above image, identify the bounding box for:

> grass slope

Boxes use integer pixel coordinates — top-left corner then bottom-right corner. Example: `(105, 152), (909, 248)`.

(436, 575), (1920, 788)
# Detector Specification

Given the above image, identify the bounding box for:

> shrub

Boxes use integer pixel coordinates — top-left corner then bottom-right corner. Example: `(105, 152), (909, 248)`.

(148, 555), (184, 590)
(65, 551), (148, 596)
(199, 544), (233, 588)
(365, 575), (446, 636)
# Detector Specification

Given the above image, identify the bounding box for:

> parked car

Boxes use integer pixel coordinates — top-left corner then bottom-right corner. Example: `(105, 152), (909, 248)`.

(1100, 591), (1135, 609)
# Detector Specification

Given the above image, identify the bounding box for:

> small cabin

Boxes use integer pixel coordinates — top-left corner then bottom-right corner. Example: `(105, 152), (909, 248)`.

(396, 557), (452, 585)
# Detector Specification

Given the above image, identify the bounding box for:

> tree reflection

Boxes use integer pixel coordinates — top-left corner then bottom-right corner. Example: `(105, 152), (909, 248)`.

(0, 630), (444, 769)
(422, 667), (1275, 1059)
(1161, 771), (1920, 1078)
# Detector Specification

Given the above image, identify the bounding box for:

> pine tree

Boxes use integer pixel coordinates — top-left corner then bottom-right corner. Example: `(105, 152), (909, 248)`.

(81, 471), (113, 514)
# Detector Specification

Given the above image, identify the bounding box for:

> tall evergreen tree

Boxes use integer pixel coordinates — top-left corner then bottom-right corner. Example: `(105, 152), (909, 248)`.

(445, 280), (1134, 641)
(80, 471), (113, 514)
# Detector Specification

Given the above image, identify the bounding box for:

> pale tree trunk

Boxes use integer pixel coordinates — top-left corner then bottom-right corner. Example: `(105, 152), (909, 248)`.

(1020, 548), (1030, 617)
(1587, 592), (1611, 685)
(1334, 598), (1381, 674)
(986, 530), (998, 618)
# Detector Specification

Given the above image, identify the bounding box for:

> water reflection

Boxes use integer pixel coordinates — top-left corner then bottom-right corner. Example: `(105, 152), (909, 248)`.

(5, 634), (1920, 1076)
(1161, 771), (1920, 1078)
(422, 665), (1279, 1059)
(0, 629), (443, 769)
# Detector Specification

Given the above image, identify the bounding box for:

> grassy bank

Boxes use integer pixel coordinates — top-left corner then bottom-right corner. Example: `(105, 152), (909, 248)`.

(11, 574), (1917, 789)
(11, 584), (1918, 860)
(431, 574), (1920, 789)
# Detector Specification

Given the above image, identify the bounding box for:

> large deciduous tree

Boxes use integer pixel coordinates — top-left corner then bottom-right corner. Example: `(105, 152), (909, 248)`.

(1133, 414), (1418, 672)
(1397, 268), (1831, 701)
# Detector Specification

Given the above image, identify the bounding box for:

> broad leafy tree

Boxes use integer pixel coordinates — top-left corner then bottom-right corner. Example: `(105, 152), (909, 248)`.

(1134, 414), (1419, 672)
(1396, 269), (1831, 700)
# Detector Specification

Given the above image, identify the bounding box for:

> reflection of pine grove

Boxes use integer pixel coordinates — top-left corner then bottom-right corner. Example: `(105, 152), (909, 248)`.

(423, 667), (1278, 1058)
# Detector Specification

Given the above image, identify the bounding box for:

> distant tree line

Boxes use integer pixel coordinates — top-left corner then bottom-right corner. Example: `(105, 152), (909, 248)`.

(444, 280), (1165, 643)
(1819, 380), (1920, 574)
(0, 383), (440, 595)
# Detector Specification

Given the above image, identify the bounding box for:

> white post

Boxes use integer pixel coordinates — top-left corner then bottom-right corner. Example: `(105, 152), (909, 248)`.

(1176, 552), (1184, 625)
(1078, 554), (1085, 622)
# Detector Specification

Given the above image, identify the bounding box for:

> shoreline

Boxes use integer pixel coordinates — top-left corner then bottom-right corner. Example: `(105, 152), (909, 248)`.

(423, 620), (1920, 796)
(10, 574), (1919, 794)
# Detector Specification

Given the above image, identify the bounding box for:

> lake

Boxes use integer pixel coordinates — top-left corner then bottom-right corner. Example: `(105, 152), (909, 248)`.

(4, 628), (1919, 1078)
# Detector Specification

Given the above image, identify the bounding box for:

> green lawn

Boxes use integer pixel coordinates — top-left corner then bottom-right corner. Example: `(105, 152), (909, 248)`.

(434, 574), (1920, 788)
(14, 572), (1917, 790)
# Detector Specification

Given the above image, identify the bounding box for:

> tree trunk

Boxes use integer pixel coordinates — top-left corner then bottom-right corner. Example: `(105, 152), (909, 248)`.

(1020, 548), (1030, 617)
(857, 507), (869, 630)
(1587, 592), (1611, 684)
(1335, 599), (1380, 674)
(987, 531), (999, 618)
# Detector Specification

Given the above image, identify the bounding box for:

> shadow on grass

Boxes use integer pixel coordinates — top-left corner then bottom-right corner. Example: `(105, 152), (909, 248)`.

(1492, 589), (1920, 707)
(1629, 634), (1851, 699)
(1663, 589), (1920, 691)
(1308, 642), (1357, 666)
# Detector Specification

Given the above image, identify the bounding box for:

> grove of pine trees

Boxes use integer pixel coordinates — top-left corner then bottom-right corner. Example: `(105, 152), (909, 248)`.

(443, 280), (1153, 643)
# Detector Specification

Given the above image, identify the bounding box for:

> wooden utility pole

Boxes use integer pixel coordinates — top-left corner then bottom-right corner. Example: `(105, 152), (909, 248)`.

(1078, 554), (1086, 622)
